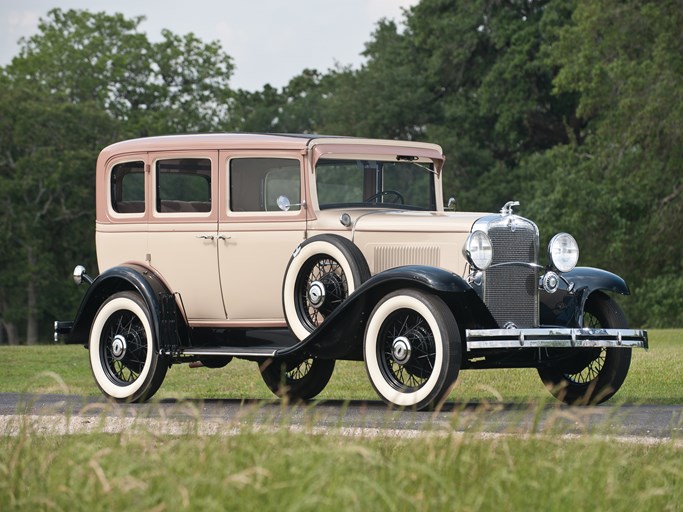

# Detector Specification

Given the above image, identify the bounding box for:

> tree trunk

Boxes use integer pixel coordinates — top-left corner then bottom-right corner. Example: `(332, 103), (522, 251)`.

(26, 246), (39, 345)
(1, 320), (20, 345)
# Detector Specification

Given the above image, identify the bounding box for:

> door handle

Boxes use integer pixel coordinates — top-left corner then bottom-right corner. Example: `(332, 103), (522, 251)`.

(217, 235), (231, 240)
(196, 234), (215, 240)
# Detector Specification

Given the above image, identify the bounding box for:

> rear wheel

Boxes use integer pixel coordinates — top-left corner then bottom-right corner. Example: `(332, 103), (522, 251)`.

(259, 357), (335, 401)
(538, 292), (632, 405)
(89, 292), (168, 402)
(363, 289), (461, 410)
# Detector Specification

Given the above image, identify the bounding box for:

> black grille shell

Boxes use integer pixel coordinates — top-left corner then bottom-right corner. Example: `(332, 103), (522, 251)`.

(481, 216), (539, 328)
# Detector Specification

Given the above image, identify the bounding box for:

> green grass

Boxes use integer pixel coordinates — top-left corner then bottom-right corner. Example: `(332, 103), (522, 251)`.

(1, 329), (681, 404)
(2, 426), (682, 511)
(1, 331), (682, 511)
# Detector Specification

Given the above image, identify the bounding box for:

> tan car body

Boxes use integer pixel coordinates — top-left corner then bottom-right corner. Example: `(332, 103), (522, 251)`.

(58, 133), (647, 408)
(95, 133), (477, 327)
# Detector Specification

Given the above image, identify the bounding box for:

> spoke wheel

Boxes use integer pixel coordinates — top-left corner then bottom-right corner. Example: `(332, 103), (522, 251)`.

(538, 292), (632, 405)
(364, 289), (461, 410)
(89, 292), (168, 402)
(295, 256), (348, 330)
(283, 235), (370, 340)
(259, 357), (335, 401)
(378, 310), (436, 393)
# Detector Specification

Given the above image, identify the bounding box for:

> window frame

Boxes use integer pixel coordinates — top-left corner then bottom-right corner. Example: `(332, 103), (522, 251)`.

(222, 153), (307, 221)
(149, 152), (218, 222)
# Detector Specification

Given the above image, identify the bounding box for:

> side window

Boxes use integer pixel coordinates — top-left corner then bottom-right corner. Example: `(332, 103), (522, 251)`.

(111, 161), (145, 214)
(156, 158), (212, 213)
(230, 158), (301, 212)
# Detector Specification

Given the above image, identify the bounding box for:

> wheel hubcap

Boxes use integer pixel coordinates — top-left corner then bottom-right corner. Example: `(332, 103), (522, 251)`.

(307, 281), (326, 308)
(391, 336), (412, 365)
(111, 334), (127, 361)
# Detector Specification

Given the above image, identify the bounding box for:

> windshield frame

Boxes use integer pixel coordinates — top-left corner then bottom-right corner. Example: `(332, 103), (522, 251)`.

(314, 156), (438, 212)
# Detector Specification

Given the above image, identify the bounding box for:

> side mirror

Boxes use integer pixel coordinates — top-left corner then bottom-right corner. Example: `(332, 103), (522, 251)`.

(446, 197), (456, 211)
(276, 195), (303, 212)
(276, 195), (291, 211)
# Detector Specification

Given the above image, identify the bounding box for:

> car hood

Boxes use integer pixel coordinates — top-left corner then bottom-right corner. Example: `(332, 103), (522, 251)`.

(311, 209), (487, 233)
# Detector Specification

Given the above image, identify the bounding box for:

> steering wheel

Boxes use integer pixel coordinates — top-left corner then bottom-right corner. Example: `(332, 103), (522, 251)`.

(365, 190), (405, 204)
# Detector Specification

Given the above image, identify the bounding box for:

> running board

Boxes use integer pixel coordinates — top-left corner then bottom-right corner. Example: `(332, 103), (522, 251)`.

(162, 346), (278, 358)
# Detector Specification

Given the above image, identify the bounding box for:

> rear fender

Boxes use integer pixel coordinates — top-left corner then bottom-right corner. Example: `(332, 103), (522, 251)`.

(66, 264), (183, 347)
(540, 266), (630, 327)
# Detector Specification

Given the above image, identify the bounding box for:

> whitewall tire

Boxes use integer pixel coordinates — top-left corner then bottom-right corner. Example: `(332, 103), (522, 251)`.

(364, 289), (461, 410)
(89, 291), (168, 402)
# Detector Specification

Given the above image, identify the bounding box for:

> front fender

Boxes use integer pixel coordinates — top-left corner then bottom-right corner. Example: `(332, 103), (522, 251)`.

(66, 264), (172, 346)
(286, 265), (494, 360)
(540, 267), (630, 327)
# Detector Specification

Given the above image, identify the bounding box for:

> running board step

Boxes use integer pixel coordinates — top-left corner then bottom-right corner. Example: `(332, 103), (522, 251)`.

(163, 346), (278, 358)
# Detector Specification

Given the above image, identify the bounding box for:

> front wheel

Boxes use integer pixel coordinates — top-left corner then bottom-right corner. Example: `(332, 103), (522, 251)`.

(89, 291), (168, 402)
(363, 289), (461, 410)
(538, 292), (632, 405)
(259, 357), (335, 401)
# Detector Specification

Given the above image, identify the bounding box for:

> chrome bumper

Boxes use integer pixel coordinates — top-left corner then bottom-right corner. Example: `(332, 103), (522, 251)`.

(466, 328), (648, 350)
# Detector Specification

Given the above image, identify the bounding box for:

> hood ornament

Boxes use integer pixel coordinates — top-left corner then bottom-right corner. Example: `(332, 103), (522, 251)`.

(500, 201), (520, 216)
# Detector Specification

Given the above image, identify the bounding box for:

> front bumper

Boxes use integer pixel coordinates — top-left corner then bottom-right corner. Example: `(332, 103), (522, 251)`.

(466, 328), (648, 350)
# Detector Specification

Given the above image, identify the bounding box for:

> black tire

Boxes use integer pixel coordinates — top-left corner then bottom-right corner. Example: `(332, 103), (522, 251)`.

(259, 357), (335, 401)
(538, 292), (632, 405)
(89, 291), (168, 402)
(363, 289), (461, 410)
(283, 234), (370, 340)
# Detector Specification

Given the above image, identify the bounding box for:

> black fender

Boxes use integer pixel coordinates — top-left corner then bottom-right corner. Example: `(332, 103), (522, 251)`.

(540, 266), (630, 327)
(283, 265), (495, 361)
(66, 263), (180, 347)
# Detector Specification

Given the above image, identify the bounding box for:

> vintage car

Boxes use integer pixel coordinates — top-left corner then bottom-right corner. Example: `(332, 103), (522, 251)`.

(55, 133), (648, 410)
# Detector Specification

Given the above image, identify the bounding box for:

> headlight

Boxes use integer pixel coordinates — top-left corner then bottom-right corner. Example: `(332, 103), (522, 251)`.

(464, 231), (493, 270)
(548, 233), (579, 272)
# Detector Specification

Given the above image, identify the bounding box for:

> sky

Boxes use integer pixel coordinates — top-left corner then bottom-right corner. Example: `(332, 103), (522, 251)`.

(0, 0), (419, 91)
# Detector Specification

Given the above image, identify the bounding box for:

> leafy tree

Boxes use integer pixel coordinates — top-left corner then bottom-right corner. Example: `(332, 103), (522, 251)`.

(523, 0), (683, 326)
(0, 8), (235, 343)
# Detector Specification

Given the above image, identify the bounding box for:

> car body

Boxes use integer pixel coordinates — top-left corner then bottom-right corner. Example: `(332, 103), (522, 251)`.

(56, 133), (648, 409)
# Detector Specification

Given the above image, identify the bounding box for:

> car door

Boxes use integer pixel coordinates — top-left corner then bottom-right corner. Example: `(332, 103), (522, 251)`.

(218, 151), (308, 324)
(146, 151), (227, 322)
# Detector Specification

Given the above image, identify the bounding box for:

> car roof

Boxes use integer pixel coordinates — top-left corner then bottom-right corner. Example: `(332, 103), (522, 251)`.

(98, 133), (443, 160)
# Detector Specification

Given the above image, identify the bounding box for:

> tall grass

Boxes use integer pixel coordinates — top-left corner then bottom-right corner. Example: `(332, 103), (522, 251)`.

(1, 422), (682, 511)
(1, 331), (682, 511)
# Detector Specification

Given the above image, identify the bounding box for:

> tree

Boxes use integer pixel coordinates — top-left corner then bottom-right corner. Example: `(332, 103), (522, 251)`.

(0, 9), (236, 343)
(523, 0), (683, 326)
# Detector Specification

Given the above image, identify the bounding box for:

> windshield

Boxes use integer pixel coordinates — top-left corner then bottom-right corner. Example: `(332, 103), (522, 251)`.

(315, 158), (436, 210)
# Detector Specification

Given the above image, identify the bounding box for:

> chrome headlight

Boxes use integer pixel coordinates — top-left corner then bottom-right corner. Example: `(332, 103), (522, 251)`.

(548, 233), (579, 273)
(464, 231), (493, 270)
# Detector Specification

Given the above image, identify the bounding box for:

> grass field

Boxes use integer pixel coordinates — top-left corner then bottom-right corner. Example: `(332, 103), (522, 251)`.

(1, 329), (682, 404)
(1, 331), (682, 511)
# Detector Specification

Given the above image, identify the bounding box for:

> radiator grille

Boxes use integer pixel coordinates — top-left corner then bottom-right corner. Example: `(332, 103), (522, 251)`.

(483, 221), (539, 328)
(374, 245), (440, 273)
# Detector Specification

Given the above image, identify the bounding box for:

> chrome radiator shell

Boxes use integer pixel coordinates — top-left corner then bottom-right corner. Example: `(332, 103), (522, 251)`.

(471, 214), (540, 328)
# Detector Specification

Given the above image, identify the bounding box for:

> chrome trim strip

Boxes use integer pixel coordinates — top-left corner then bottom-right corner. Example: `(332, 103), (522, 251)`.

(466, 328), (648, 350)
(165, 348), (279, 357)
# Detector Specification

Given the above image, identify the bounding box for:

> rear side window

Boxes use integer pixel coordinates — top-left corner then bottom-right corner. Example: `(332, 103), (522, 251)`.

(111, 161), (145, 214)
(156, 158), (212, 213)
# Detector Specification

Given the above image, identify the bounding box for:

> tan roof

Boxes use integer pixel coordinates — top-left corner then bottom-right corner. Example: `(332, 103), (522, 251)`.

(98, 133), (443, 160)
